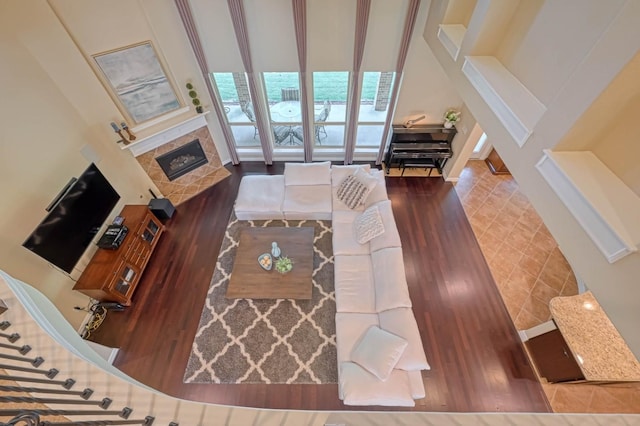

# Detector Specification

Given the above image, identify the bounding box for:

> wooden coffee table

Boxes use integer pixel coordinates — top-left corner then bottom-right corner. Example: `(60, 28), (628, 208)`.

(226, 227), (314, 299)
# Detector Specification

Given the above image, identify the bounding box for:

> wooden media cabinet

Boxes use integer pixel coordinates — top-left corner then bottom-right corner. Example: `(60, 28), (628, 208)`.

(73, 205), (164, 305)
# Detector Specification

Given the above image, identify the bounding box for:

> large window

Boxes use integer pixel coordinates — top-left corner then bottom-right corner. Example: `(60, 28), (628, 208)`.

(356, 72), (395, 147)
(210, 71), (397, 156)
(263, 72), (301, 148)
(312, 72), (349, 148)
(211, 72), (260, 147)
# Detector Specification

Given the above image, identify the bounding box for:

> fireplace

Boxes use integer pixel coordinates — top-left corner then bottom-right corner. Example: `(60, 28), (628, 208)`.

(131, 115), (229, 205)
(155, 139), (208, 181)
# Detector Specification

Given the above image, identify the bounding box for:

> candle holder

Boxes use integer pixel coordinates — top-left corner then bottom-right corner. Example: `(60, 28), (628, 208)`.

(121, 122), (136, 141)
(110, 122), (130, 145)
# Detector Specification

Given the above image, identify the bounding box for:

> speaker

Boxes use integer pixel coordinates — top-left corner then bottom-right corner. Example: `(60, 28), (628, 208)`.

(148, 198), (175, 220)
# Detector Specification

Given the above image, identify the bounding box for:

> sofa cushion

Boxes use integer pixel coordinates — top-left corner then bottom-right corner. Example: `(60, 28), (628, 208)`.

(371, 248), (412, 312)
(369, 200), (401, 253)
(234, 175), (285, 220)
(334, 255), (375, 313)
(335, 313), (380, 365)
(336, 168), (377, 210)
(284, 161), (331, 186)
(364, 170), (389, 208)
(339, 362), (415, 407)
(351, 326), (408, 381)
(407, 369), (426, 399)
(283, 185), (332, 220)
(354, 205), (385, 244)
(332, 211), (370, 256)
(379, 308), (430, 371)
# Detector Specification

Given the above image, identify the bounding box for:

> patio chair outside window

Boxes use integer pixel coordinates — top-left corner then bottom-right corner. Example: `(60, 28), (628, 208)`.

(290, 126), (304, 145)
(273, 125), (292, 145)
(242, 101), (259, 138)
(315, 100), (331, 143)
(281, 87), (300, 102)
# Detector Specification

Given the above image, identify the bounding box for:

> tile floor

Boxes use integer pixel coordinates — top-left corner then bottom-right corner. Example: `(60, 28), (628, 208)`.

(455, 160), (640, 414)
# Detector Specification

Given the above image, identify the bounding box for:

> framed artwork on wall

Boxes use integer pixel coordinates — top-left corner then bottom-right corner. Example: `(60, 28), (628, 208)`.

(93, 41), (181, 125)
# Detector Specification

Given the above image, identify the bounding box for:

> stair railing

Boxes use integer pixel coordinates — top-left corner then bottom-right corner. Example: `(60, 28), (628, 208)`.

(0, 316), (174, 426)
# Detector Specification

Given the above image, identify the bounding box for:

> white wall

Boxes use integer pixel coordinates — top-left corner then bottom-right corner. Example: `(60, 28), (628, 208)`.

(443, 0), (477, 26)
(394, 1), (462, 124)
(496, 0), (626, 105)
(555, 51), (640, 196)
(442, 104), (478, 178)
(0, 0), (158, 327)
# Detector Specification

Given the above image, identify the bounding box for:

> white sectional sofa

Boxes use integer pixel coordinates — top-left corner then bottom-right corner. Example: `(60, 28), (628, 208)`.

(235, 161), (332, 220)
(234, 161), (429, 406)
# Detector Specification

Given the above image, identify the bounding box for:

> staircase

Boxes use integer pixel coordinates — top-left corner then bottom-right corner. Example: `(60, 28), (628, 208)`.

(0, 319), (159, 426)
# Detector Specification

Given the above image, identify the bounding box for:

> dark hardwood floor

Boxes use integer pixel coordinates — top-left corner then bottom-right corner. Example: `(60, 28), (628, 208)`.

(89, 162), (551, 412)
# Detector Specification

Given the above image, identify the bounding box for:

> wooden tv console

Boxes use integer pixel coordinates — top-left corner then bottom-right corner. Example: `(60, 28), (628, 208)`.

(73, 205), (164, 305)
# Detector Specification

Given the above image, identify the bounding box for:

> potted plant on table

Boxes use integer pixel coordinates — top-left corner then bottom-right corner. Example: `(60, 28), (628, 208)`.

(275, 256), (293, 274)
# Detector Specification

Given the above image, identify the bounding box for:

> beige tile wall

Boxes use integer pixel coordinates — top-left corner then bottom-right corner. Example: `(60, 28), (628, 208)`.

(135, 126), (229, 205)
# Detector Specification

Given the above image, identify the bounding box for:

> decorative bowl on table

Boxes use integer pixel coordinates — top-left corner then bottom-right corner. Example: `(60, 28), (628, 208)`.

(258, 253), (272, 270)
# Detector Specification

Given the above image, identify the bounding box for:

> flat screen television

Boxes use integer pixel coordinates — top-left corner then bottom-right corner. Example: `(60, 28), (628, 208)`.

(22, 163), (120, 273)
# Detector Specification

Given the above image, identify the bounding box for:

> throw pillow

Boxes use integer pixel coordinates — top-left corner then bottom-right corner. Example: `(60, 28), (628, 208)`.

(354, 205), (385, 244)
(330, 164), (371, 188)
(336, 168), (377, 209)
(351, 326), (408, 381)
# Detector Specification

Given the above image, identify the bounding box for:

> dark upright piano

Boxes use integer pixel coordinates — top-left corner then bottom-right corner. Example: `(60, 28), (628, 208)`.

(384, 124), (456, 175)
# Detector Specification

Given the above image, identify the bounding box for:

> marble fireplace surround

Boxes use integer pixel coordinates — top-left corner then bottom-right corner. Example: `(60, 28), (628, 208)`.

(123, 113), (230, 205)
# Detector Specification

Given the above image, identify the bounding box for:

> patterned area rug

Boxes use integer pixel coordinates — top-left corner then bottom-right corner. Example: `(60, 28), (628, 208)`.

(183, 213), (337, 384)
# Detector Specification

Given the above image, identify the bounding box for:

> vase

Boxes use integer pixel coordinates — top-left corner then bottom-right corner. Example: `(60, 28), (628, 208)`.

(444, 121), (454, 129)
(271, 242), (281, 258)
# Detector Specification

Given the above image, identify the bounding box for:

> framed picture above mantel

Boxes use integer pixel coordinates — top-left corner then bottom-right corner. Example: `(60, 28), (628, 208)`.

(93, 41), (182, 125)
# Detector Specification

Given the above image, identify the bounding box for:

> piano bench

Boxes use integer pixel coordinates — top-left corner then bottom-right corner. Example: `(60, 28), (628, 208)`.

(400, 159), (439, 176)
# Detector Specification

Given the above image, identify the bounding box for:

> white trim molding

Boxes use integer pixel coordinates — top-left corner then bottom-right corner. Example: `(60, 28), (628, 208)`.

(519, 320), (557, 343)
(122, 111), (209, 157)
(536, 150), (640, 263)
(437, 24), (466, 61)
(462, 56), (546, 148)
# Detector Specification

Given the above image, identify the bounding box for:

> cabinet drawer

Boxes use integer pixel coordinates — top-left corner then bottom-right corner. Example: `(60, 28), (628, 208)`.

(526, 328), (585, 383)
